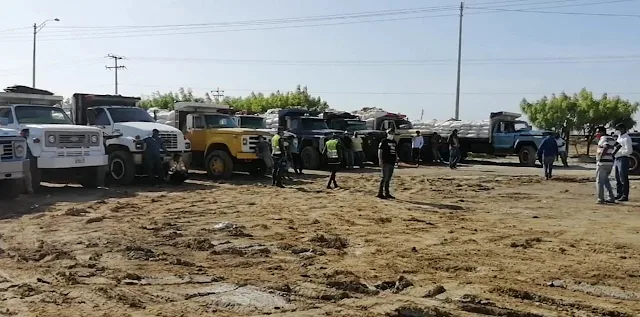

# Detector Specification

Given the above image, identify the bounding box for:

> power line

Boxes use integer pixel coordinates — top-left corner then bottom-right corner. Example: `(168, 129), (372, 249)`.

(468, 6), (640, 17)
(106, 54), (126, 94)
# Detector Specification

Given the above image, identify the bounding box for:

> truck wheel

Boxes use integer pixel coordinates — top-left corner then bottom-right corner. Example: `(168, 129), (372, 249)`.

(398, 142), (412, 163)
(630, 151), (640, 175)
(0, 179), (25, 200)
(518, 146), (537, 167)
(108, 151), (136, 185)
(301, 146), (320, 170)
(206, 150), (234, 180)
(80, 166), (106, 188)
(28, 154), (42, 193)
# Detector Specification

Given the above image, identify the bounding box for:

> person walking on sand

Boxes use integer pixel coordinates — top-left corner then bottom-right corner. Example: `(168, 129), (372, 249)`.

(377, 129), (398, 199)
(271, 128), (286, 188)
(556, 134), (568, 167)
(447, 129), (461, 169)
(322, 133), (342, 189)
(289, 134), (303, 175)
(595, 126), (616, 204)
(411, 130), (424, 164)
(431, 132), (443, 164)
(351, 131), (365, 169)
(613, 123), (633, 201)
(537, 133), (559, 180)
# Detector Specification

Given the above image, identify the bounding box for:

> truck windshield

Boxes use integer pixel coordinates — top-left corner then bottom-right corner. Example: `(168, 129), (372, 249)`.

(301, 118), (329, 130)
(205, 114), (238, 128)
(107, 107), (155, 123)
(514, 122), (531, 131)
(239, 116), (266, 129)
(345, 120), (367, 131)
(15, 106), (74, 124)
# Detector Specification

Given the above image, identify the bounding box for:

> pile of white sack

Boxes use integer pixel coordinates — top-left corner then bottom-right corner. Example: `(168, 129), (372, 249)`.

(147, 108), (174, 125)
(413, 119), (491, 138)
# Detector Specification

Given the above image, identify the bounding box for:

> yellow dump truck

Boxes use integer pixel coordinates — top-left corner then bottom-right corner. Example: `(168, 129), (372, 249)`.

(169, 102), (271, 179)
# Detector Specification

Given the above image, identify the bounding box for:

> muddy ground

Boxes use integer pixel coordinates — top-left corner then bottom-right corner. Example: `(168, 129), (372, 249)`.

(0, 159), (639, 317)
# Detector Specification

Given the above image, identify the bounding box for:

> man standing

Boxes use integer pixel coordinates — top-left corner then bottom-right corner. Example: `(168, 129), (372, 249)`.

(411, 130), (424, 164)
(351, 131), (365, 169)
(556, 135), (568, 167)
(342, 132), (354, 169)
(271, 128), (286, 188)
(536, 133), (559, 180)
(289, 135), (303, 175)
(378, 129), (397, 199)
(431, 132), (443, 164)
(595, 126), (616, 204)
(255, 135), (273, 175)
(323, 134), (341, 189)
(447, 129), (461, 169)
(613, 123), (633, 201)
(144, 129), (168, 184)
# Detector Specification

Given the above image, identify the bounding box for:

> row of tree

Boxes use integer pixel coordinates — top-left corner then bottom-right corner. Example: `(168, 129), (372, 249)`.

(520, 88), (638, 155)
(137, 85), (330, 112)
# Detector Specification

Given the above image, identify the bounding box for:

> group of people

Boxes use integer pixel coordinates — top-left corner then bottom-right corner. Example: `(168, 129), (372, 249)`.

(536, 123), (633, 203)
(410, 129), (461, 169)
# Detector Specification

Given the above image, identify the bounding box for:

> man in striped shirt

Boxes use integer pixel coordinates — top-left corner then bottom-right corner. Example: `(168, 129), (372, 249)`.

(595, 126), (616, 204)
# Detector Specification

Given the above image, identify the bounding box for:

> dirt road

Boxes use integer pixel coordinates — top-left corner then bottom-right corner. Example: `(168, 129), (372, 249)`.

(0, 160), (638, 316)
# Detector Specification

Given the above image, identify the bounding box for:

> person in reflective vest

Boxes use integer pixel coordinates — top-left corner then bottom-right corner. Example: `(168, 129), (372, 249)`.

(271, 128), (286, 188)
(322, 134), (342, 189)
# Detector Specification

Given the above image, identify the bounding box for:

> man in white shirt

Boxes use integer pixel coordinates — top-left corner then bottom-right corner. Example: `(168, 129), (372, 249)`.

(595, 126), (616, 204)
(411, 131), (424, 164)
(555, 135), (568, 167)
(613, 123), (633, 201)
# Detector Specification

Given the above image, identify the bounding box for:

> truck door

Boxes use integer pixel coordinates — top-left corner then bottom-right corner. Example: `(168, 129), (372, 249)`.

(492, 121), (516, 151)
(86, 108), (113, 136)
(185, 114), (206, 152)
(0, 108), (16, 129)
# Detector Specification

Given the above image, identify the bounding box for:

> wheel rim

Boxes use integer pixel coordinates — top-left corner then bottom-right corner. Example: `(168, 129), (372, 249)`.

(210, 157), (225, 175)
(110, 158), (125, 180)
(630, 155), (638, 172)
(521, 150), (530, 163)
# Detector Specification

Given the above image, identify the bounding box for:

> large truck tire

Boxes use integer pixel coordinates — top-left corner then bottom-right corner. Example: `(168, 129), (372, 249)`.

(630, 151), (640, 175)
(0, 179), (25, 200)
(301, 146), (320, 170)
(206, 150), (234, 180)
(80, 166), (106, 188)
(518, 145), (537, 167)
(108, 151), (136, 185)
(28, 153), (42, 193)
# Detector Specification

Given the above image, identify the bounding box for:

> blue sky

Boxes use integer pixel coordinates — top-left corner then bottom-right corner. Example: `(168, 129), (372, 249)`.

(0, 0), (639, 124)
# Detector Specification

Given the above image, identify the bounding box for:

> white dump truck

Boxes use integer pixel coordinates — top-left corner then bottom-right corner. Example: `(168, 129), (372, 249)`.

(71, 93), (191, 184)
(0, 127), (28, 199)
(0, 89), (108, 191)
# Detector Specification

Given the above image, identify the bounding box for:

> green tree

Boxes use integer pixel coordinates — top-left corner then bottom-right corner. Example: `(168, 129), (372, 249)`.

(521, 88), (639, 155)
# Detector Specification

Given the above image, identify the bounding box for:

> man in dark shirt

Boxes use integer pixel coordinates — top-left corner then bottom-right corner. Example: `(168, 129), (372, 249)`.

(447, 129), (460, 169)
(377, 129), (398, 199)
(144, 129), (168, 184)
(431, 132), (443, 163)
(537, 133), (559, 180)
(341, 133), (354, 169)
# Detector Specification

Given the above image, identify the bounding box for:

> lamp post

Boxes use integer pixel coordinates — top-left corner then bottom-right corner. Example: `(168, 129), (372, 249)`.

(32, 18), (60, 88)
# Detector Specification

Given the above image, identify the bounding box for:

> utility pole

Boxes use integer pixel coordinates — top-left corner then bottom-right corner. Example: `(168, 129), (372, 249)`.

(211, 87), (225, 103)
(106, 54), (126, 94)
(454, 2), (464, 120)
(32, 18), (60, 88)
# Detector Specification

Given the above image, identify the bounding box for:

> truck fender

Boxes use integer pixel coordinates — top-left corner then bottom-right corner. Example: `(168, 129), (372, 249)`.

(514, 139), (537, 152)
(205, 143), (231, 159)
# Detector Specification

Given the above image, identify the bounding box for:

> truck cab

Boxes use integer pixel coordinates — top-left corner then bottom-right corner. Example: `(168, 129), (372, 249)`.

(488, 111), (554, 166)
(0, 126), (28, 199)
(72, 93), (192, 185)
(323, 111), (386, 164)
(231, 111), (274, 134)
(278, 109), (344, 170)
(0, 88), (107, 191)
(169, 102), (270, 179)
(368, 113), (418, 162)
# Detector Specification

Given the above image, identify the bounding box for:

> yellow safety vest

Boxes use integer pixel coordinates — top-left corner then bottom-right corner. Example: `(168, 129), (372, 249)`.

(271, 134), (281, 155)
(326, 139), (339, 159)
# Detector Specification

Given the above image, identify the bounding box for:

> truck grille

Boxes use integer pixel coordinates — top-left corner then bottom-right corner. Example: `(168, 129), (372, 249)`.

(45, 132), (99, 148)
(159, 133), (178, 149)
(248, 136), (260, 151)
(0, 141), (13, 160)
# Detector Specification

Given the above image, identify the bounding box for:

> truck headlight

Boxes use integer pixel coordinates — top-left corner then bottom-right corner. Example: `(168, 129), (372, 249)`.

(185, 142), (191, 150)
(242, 137), (248, 145)
(14, 142), (26, 158)
(48, 135), (56, 143)
(91, 135), (99, 143)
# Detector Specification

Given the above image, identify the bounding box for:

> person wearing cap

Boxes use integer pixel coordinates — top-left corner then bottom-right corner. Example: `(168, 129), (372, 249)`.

(595, 126), (616, 204)
(322, 133), (342, 189)
(613, 123), (633, 201)
(144, 129), (168, 184)
(271, 127), (286, 188)
(377, 129), (398, 199)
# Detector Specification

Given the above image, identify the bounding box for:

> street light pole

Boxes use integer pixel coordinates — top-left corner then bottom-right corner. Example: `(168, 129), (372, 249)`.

(32, 18), (60, 88)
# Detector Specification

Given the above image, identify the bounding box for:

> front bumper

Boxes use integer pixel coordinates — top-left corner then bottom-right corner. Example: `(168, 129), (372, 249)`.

(133, 151), (193, 168)
(237, 152), (260, 160)
(37, 155), (109, 169)
(0, 160), (26, 180)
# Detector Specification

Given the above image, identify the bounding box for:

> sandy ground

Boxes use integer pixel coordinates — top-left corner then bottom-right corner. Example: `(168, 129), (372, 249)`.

(0, 159), (639, 317)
